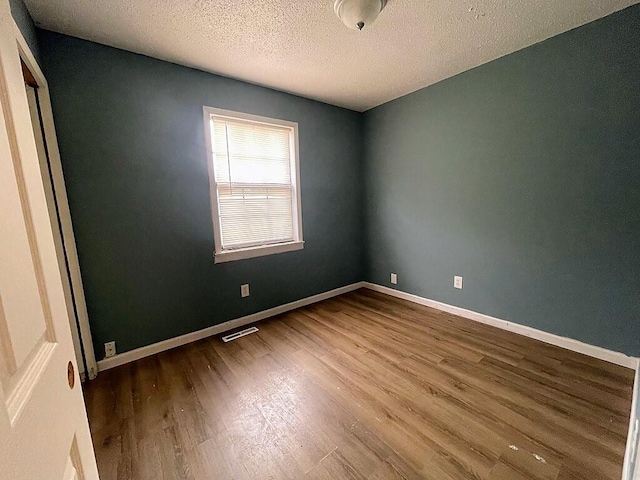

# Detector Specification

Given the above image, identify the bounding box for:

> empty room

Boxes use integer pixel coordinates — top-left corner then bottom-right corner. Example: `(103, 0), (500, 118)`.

(1, 0), (639, 479)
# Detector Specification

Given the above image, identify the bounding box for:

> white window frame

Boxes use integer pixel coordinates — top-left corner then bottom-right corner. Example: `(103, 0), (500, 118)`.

(203, 107), (304, 263)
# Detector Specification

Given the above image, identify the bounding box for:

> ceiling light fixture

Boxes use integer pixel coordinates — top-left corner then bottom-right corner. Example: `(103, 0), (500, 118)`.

(334, 0), (387, 31)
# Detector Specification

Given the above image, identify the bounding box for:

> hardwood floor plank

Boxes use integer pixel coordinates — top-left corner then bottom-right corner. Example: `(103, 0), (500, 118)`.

(496, 444), (560, 480)
(84, 289), (633, 480)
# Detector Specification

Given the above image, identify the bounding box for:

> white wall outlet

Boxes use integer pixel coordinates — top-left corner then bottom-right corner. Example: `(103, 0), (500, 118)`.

(241, 284), (250, 298)
(390, 273), (398, 285)
(104, 341), (116, 358)
(454, 276), (463, 289)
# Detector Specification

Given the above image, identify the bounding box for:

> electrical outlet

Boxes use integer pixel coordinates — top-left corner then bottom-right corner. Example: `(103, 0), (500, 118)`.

(241, 284), (250, 298)
(454, 276), (463, 289)
(104, 341), (116, 358)
(390, 273), (398, 285)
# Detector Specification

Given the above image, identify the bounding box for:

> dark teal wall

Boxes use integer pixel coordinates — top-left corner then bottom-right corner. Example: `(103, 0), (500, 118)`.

(9, 0), (40, 65)
(363, 5), (640, 356)
(38, 5), (640, 358)
(38, 30), (364, 356)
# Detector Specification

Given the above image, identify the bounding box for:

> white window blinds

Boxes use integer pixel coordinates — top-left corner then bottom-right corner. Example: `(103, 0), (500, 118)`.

(210, 116), (296, 250)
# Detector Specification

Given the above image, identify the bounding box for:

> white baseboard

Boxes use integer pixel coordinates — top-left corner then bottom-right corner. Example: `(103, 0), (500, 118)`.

(97, 282), (365, 371)
(362, 282), (638, 369)
(99, 280), (637, 371)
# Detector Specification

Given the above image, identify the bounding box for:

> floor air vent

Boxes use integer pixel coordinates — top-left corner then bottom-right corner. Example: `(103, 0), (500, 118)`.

(221, 326), (259, 343)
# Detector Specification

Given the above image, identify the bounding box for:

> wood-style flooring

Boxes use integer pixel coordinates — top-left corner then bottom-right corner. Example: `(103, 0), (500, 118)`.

(84, 289), (635, 480)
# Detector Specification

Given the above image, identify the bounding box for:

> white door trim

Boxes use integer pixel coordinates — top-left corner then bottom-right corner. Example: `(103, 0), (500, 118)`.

(13, 22), (98, 380)
(0, 1), (99, 473)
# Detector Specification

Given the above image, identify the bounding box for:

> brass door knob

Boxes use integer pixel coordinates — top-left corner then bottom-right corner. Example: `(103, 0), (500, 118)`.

(67, 361), (75, 389)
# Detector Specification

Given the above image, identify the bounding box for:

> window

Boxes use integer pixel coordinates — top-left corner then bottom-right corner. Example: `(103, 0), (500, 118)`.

(203, 107), (303, 263)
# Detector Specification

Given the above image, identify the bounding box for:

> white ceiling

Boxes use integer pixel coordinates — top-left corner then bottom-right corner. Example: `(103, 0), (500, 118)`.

(24, 0), (639, 111)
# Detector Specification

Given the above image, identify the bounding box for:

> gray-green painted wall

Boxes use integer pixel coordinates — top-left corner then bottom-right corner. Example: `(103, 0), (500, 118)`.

(37, 5), (640, 359)
(364, 5), (640, 356)
(37, 30), (364, 356)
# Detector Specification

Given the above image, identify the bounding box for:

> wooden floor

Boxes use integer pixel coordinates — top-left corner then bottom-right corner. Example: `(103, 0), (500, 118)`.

(84, 289), (634, 480)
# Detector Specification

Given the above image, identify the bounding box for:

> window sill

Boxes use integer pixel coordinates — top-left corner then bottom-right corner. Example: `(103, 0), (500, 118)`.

(214, 241), (304, 264)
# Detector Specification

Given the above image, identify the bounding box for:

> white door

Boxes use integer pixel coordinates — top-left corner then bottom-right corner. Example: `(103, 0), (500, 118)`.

(0, 0), (99, 478)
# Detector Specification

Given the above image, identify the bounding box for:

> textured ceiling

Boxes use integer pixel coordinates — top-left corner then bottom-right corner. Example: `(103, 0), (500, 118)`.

(24, 0), (639, 111)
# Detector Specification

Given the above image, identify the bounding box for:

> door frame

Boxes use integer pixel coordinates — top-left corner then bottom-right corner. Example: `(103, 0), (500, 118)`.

(13, 20), (98, 380)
